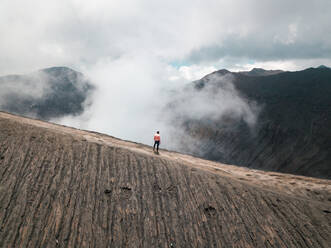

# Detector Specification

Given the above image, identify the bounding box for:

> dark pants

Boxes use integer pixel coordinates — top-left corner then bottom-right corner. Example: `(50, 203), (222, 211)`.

(153, 141), (160, 151)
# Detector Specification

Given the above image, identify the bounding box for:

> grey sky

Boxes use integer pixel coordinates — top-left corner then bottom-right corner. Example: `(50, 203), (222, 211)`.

(1, 0), (331, 75)
(1, 0), (331, 145)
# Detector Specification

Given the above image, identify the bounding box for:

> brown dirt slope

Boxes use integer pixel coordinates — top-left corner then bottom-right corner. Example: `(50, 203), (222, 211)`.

(0, 111), (330, 248)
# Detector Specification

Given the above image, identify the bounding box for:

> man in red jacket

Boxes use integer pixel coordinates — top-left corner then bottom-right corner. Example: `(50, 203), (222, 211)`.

(153, 131), (161, 153)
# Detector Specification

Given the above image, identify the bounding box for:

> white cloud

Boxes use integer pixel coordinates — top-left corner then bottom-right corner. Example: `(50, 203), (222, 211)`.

(178, 65), (218, 81)
(1, 0), (331, 144)
(55, 52), (175, 144)
(1, 0), (330, 75)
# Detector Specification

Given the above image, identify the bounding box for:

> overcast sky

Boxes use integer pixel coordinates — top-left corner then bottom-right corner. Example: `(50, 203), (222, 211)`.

(1, 0), (331, 76)
(1, 0), (331, 145)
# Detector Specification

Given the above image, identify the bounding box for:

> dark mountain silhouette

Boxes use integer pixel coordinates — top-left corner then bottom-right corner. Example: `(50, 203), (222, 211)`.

(173, 66), (331, 179)
(0, 112), (330, 247)
(318, 65), (330, 69)
(0, 67), (94, 120)
(239, 68), (284, 76)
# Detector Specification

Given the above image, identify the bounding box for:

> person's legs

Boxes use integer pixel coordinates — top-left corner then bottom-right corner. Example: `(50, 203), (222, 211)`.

(153, 141), (156, 150)
(156, 141), (159, 152)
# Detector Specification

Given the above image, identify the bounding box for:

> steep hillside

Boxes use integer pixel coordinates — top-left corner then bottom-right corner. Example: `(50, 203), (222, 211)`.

(0, 112), (330, 247)
(0, 67), (94, 120)
(175, 67), (331, 179)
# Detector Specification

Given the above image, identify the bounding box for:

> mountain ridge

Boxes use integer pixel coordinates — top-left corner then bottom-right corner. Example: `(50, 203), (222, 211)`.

(0, 66), (94, 120)
(0, 111), (330, 247)
(174, 66), (331, 179)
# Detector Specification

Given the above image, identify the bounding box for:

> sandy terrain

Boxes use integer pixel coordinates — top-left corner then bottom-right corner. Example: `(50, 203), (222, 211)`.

(0, 111), (330, 247)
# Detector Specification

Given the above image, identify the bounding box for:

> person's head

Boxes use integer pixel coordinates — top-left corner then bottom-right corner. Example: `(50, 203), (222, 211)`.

(157, 131), (159, 134)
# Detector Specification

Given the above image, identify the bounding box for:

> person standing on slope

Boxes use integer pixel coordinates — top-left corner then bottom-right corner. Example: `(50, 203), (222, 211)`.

(153, 131), (161, 153)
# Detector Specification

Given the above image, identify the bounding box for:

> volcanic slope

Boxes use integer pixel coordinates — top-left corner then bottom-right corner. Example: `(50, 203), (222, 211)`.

(183, 67), (331, 179)
(0, 112), (330, 248)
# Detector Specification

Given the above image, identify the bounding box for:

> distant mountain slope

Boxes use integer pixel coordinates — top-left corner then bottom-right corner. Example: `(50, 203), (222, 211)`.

(174, 67), (331, 179)
(0, 112), (330, 247)
(0, 67), (94, 120)
(239, 68), (284, 76)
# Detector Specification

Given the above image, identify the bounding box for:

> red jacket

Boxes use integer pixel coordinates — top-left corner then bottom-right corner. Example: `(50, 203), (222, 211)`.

(154, 134), (160, 141)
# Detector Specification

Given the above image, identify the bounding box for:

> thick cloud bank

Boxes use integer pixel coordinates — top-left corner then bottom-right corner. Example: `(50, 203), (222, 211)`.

(54, 63), (258, 150)
(1, 0), (331, 75)
(1, 0), (330, 146)
(167, 74), (257, 125)
(161, 73), (259, 152)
